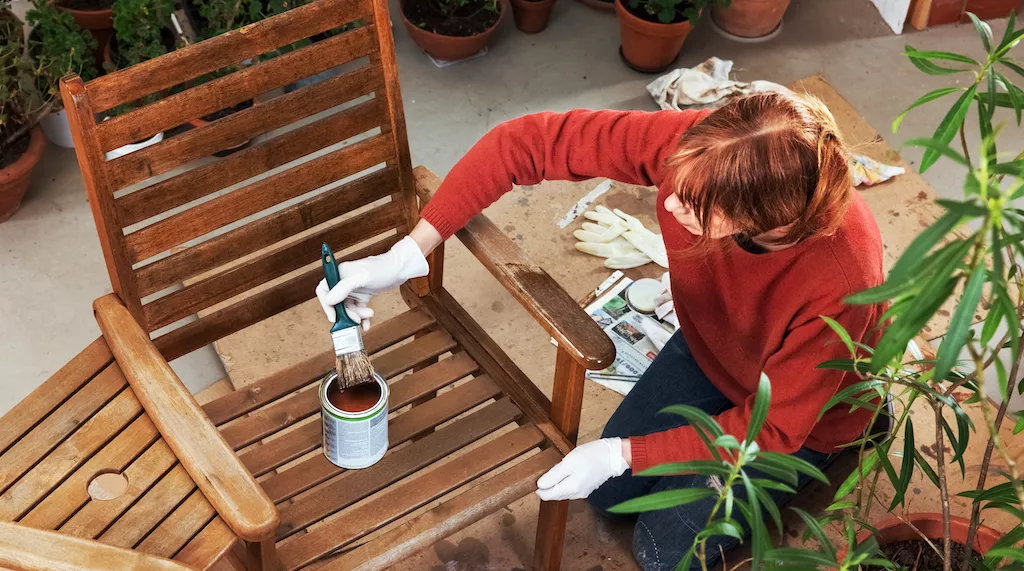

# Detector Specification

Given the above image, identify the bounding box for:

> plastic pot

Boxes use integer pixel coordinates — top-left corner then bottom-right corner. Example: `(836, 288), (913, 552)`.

(105, 131), (163, 161)
(54, 3), (113, 71)
(0, 127), (46, 223)
(711, 0), (789, 39)
(401, 1), (505, 62)
(41, 108), (75, 148)
(511, 0), (554, 33)
(616, 0), (695, 73)
(840, 514), (1003, 561)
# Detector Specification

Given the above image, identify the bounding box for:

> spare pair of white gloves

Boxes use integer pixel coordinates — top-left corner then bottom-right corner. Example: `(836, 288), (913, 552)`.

(574, 206), (667, 269)
(313, 235), (643, 503)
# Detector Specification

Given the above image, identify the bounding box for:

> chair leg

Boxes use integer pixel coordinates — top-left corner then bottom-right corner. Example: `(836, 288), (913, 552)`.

(533, 500), (569, 571)
(245, 538), (281, 571)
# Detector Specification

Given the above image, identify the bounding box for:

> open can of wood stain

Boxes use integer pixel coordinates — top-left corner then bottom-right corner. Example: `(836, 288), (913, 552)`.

(320, 371), (389, 469)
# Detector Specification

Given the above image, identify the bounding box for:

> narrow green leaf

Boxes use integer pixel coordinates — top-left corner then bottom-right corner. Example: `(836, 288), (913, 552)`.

(875, 445), (902, 505)
(885, 211), (963, 284)
(894, 420), (915, 510)
(914, 448), (940, 487)
(749, 460), (798, 487)
(607, 487), (717, 514)
(637, 460), (731, 477)
(765, 548), (839, 567)
(892, 87), (962, 133)
(816, 359), (873, 374)
(903, 137), (970, 167)
(934, 262), (986, 381)
(996, 356), (1010, 403)
(986, 547), (1024, 563)
(704, 520), (744, 540)
(997, 72), (1022, 124)
(820, 316), (856, 355)
(920, 85), (979, 172)
(659, 405), (724, 438)
(988, 67), (998, 122)
(820, 380), (885, 417)
(741, 473), (765, 569)
(998, 10), (1019, 53)
(790, 507), (838, 561)
(871, 277), (958, 372)
(967, 12), (993, 53)
(1000, 58), (1024, 77)
(753, 485), (783, 535)
(750, 478), (796, 494)
(827, 500), (856, 511)
(747, 373), (771, 446)
(834, 452), (879, 501)
(1013, 415), (1024, 434)
(713, 434), (741, 450)
(906, 45), (979, 65)
(941, 417), (967, 477)
(986, 526), (1024, 566)
(936, 198), (988, 216)
(980, 290), (1005, 347)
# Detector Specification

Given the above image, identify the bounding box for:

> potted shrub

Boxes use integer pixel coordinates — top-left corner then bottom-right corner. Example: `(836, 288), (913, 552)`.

(616, 0), (723, 73)
(103, 0), (175, 159)
(53, 0), (113, 72)
(27, 0), (98, 148)
(511, 0), (553, 34)
(401, 0), (504, 62)
(710, 0), (788, 40)
(610, 12), (1024, 570)
(1, 3), (48, 222)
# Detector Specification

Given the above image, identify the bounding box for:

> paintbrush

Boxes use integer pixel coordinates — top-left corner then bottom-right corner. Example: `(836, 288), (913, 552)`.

(321, 243), (376, 390)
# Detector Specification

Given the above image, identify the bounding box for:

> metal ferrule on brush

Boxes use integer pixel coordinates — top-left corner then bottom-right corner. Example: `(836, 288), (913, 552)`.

(331, 326), (364, 356)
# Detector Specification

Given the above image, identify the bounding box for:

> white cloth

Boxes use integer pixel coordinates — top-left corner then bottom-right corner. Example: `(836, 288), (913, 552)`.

(315, 236), (429, 327)
(646, 57), (791, 111)
(536, 438), (630, 501)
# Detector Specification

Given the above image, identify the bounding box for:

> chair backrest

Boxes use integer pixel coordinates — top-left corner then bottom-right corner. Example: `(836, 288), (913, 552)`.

(61, 0), (418, 361)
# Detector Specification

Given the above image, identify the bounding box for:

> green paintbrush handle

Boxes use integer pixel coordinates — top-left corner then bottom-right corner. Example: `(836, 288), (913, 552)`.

(321, 243), (359, 333)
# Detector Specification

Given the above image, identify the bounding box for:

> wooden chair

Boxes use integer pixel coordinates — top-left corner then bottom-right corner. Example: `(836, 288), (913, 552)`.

(0, 0), (615, 568)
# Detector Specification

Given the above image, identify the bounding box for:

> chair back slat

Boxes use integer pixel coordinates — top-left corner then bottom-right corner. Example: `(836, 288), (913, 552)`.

(84, 0), (370, 113)
(61, 0), (417, 347)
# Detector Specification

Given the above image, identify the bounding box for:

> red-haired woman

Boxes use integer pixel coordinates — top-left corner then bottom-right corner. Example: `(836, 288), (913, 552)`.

(316, 92), (884, 570)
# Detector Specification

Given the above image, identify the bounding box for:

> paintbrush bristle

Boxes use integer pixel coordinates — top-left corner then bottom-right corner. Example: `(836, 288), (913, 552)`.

(335, 350), (376, 389)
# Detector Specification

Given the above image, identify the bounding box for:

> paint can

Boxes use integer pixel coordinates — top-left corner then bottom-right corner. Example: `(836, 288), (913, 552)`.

(320, 371), (389, 469)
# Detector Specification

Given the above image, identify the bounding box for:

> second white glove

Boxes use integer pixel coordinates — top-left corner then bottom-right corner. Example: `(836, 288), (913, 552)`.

(536, 438), (629, 501)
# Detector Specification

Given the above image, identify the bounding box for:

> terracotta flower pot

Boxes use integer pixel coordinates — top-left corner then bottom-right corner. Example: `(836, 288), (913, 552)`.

(616, 0), (695, 73)
(575, 0), (613, 12)
(711, 0), (789, 39)
(840, 514), (1003, 561)
(54, 4), (113, 71)
(401, 1), (505, 62)
(0, 127), (46, 223)
(511, 0), (554, 33)
(187, 100), (255, 157)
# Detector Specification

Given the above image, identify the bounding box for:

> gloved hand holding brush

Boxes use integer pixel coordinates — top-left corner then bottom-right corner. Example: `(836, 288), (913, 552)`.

(315, 236), (430, 328)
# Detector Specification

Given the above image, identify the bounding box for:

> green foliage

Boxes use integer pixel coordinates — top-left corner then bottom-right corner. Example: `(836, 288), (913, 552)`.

(26, 0), (98, 107)
(110, 0), (175, 69)
(0, 5), (47, 158)
(625, 0), (726, 25)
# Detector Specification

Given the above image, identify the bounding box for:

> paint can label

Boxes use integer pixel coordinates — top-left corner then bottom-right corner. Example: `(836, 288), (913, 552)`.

(321, 372), (389, 469)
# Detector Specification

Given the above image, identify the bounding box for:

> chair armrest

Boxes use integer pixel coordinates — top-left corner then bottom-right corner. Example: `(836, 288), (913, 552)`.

(0, 520), (196, 570)
(413, 166), (615, 370)
(93, 294), (280, 542)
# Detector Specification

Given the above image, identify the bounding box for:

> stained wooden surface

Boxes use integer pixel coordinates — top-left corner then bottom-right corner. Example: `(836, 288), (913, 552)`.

(0, 520), (197, 571)
(94, 294), (278, 543)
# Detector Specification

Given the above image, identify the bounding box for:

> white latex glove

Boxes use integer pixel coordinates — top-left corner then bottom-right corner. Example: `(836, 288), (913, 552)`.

(573, 206), (667, 269)
(536, 438), (629, 501)
(315, 236), (429, 327)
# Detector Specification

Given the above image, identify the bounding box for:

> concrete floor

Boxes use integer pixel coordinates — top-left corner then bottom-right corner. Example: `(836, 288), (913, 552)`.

(2, 0), (1022, 568)
(3, 0), (1020, 412)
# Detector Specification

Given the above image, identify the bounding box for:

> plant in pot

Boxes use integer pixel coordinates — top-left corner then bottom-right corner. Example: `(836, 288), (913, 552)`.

(610, 12), (1024, 570)
(0, 3), (48, 222)
(53, 0), (113, 73)
(710, 0), (788, 41)
(510, 0), (553, 34)
(26, 0), (98, 148)
(401, 0), (504, 62)
(103, 0), (175, 159)
(616, 0), (725, 73)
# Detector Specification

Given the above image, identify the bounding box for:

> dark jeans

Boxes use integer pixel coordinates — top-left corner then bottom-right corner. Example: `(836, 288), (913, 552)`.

(588, 331), (836, 571)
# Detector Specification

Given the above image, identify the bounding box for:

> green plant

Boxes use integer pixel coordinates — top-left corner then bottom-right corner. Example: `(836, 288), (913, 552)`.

(611, 11), (1024, 571)
(26, 0), (98, 107)
(626, 0), (727, 25)
(0, 3), (47, 160)
(109, 0), (174, 69)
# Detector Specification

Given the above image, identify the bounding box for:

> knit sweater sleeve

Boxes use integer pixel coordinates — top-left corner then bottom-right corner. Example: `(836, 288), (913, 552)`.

(629, 302), (877, 473)
(419, 109), (711, 239)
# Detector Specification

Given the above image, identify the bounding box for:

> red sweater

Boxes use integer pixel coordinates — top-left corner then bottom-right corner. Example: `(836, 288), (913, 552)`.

(420, 110), (884, 473)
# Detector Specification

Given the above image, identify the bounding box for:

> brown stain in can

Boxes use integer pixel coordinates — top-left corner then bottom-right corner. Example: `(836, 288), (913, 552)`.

(327, 381), (382, 413)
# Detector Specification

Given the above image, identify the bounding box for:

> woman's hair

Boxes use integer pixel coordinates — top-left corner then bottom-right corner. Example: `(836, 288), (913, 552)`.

(665, 91), (852, 247)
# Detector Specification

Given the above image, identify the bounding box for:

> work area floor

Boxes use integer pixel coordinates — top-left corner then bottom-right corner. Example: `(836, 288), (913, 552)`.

(4, 0), (1024, 568)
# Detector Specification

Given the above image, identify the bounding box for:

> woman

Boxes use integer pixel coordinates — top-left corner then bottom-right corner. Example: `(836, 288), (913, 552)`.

(315, 91), (884, 570)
